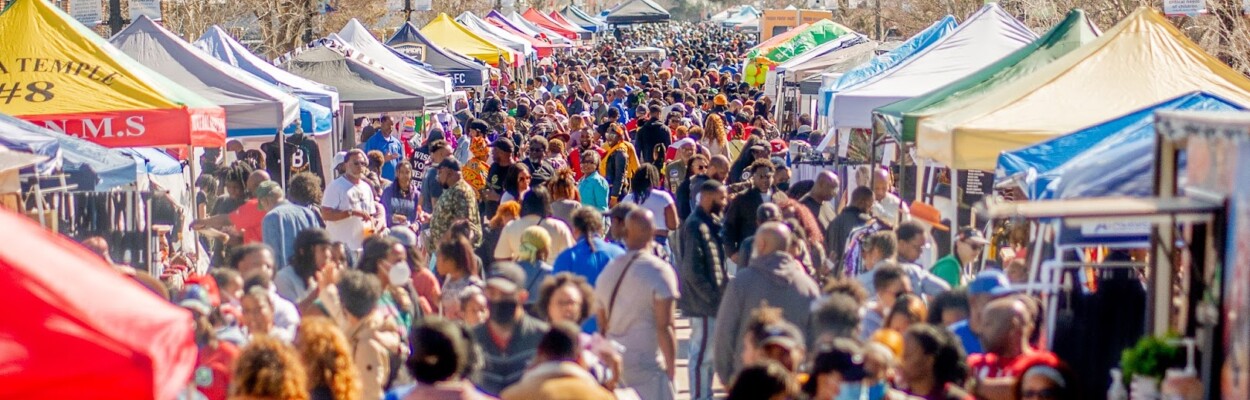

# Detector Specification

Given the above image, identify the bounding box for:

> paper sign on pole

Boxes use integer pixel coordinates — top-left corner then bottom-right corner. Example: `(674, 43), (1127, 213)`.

(69, 0), (102, 25)
(413, 0), (431, 11)
(1163, 0), (1206, 16)
(129, 0), (162, 21)
(386, 0), (404, 12)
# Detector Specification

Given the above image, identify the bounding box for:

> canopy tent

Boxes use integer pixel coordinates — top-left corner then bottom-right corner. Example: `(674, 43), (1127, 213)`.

(0, 113), (140, 190)
(549, 11), (594, 40)
(486, 10), (570, 48)
(194, 26), (339, 111)
(194, 27), (337, 135)
(504, 11), (575, 46)
(734, 16), (760, 32)
(0, 207), (196, 400)
(522, 9), (585, 41)
(1000, 92), (1242, 201)
(120, 147), (182, 176)
(275, 37), (433, 113)
(455, 12), (536, 60)
(112, 16), (300, 138)
(818, 16), (957, 116)
(722, 6), (761, 28)
(605, 0), (670, 25)
(919, 7), (1250, 170)
(0, 0), (225, 148)
(746, 20), (857, 64)
(467, 11), (563, 58)
(878, 9), (1099, 143)
(748, 23), (809, 53)
(387, 22), (490, 88)
(831, 4), (1036, 129)
(774, 34), (872, 81)
(339, 19), (451, 108)
(421, 13), (519, 67)
(561, 5), (606, 32)
(710, 8), (734, 23)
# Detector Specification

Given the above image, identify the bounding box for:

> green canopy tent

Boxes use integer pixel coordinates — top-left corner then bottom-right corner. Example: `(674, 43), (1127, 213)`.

(875, 9), (1100, 143)
(746, 19), (855, 63)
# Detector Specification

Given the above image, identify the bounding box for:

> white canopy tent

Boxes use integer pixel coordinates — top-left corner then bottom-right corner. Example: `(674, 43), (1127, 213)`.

(339, 19), (451, 107)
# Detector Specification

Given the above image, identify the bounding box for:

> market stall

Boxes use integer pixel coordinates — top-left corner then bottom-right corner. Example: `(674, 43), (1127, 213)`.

(421, 13), (520, 67)
(275, 37), (433, 113)
(386, 22), (491, 88)
(503, 11), (575, 46)
(338, 18), (453, 107)
(458, 11), (552, 59)
(561, 5), (606, 32)
(0, 0), (226, 148)
(604, 0), (670, 25)
(455, 12), (536, 61)
(523, 8), (587, 41)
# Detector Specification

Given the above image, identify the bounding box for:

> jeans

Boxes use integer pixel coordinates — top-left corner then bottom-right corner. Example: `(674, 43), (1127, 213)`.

(688, 316), (716, 400)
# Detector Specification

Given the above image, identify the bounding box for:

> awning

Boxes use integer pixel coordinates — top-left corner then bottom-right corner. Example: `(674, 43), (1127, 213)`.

(275, 37), (432, 113)
(0, 0), (225, 148)
(818, 16), (957, 117)
(605, 0), (670, 24)
(386, 21), (490, 87)
(338, 18), (451, 107)
(420, 13), (519, 67)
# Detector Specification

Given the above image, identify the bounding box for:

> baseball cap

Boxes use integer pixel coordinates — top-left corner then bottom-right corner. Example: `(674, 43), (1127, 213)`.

(332, 151), (348, 167)
(671, 137), (697, 149)
(492, 137), (516, 153)
(438, 158), (462, 171)
(769, 139), (788, 154)
(486, 262), (527, 293)
(958, 226), (990, 245)
(968, 269), (1012, 296)
(254, 181), (281, 200)
(757, 321), (804, 351)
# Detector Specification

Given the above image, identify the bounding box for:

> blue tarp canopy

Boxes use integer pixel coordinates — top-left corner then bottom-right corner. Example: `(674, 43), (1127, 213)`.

(819, 16), (957, 116)
(0, 113), (137, 191)
(119, 148), (182, 176)
(196, 25), (340, 135)
(387, 21), (489, 87)
(997, 91), (1244, 201)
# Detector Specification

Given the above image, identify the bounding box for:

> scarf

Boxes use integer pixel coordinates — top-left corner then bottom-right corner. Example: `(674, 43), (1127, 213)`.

(600, 141), (640, 179)
(463, 137), (490, 191)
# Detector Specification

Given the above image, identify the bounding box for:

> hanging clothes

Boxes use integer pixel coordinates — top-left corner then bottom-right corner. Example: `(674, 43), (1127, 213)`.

(262, 132), (325, 185)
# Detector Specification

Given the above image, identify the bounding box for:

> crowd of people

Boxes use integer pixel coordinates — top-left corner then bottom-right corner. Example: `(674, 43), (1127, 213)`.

(91, 20), (1082, 400)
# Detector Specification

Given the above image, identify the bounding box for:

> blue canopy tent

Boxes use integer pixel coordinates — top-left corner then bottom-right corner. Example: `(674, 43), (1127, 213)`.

(386, 21), (489, 88)
(195, 26), (339, 135)
(0, 113), (137, 191)
(819, 16), (957, 117)
(119, 148), (183, 176)
(996, 92), (1245, 247)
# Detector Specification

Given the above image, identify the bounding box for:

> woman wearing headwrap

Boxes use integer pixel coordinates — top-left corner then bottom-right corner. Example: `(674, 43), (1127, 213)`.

(461, 134), (490, 193)
(516, 226), (553, 316)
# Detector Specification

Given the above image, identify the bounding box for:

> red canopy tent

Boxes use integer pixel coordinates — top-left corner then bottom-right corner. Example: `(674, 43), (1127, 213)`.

(0, 208), (196, 399)
(484, 17), (566, 58)
(523, 9), (579, 41)
(548, 11), (592, 39)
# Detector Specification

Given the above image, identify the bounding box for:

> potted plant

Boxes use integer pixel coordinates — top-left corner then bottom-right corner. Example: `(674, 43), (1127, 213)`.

(1119, 335), (1182, 399)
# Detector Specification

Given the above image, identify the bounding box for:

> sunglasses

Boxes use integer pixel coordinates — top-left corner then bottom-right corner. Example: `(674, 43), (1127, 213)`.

(694, 164), (707, 171)
(351, 161), (367, 167)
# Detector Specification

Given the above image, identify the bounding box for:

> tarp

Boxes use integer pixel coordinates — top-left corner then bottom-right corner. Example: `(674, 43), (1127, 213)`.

(998, 92), (1243, 200)
(504, 11), (575, 46)
(120, 147), (182, 176)
(549, 11), (594, 40)
(747, 23), (809, 53)
(879, 9), (1099, 143)
(0, 113), (61, 174)
(818, 16), (957, 116)
(387, 22), (490, 87)
(455, 12), (535, 60)
(275, 37), (431, 113)
(747, 20), (856, 63)
(605, 0), (670, 24)
(0, 206), (196, 400)
(832, 4), (1036, 129)
(0, 0), (225, 148)
(522, 9), (585, 41)
(112, 16), (300, 137)
(473, 11), (565, 58)
(774, 33), (872, 80)
(338, 18), (451, 108)
(194, 27), (338, 136)
(722, 6), (761, 28)
(920, 7), (1250, 170)
(561, 5), (606, 32)
(194, 26), (339, 110)
(421, 13), (518, 67)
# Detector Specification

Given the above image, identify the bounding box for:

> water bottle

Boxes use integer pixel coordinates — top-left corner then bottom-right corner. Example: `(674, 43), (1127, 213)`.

(1108, 368), (1128, 400)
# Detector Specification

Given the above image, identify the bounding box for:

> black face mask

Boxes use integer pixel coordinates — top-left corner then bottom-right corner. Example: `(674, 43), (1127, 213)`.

(709, 203), (725, 215)
(489, 299), (520, 326)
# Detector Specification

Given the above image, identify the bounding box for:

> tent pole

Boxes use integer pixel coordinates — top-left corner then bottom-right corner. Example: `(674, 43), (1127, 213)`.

(279, 129), (287, 189)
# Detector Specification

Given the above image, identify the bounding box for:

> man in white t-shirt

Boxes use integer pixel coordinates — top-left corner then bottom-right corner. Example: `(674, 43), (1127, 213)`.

(871, 167), (909, 227)
(321, 149), (382, 251)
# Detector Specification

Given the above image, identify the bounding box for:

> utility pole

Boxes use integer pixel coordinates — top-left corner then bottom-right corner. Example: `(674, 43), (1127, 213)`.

(874, 0), (881, 40)
(403, 0), (413, 23)
(107, 0), (124, 35)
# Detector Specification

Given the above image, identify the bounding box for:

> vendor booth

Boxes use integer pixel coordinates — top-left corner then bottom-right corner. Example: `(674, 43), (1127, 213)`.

(338, 18), (452, 107)
(421, 13), (519, 67)
(275, 36), (433, 113)
(604, 0), (670, 25)
(387, 22), (491, 88)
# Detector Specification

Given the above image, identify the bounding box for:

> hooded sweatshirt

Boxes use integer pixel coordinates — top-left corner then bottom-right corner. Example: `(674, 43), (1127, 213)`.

(712, 251), (822, 382)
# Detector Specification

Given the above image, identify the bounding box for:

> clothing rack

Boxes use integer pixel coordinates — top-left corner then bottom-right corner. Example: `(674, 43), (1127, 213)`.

(43, 189), (156, 274)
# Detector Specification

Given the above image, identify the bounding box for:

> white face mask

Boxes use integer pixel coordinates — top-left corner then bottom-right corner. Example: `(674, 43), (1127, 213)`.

(388, 261), (411, 287)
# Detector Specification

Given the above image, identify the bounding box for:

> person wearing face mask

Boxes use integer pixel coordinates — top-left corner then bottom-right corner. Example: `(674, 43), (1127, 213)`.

(356, 237), (419, 344)
(678, 180), (729, 400)
(470, 262), (551, 396)
(600, 123), (639, 203)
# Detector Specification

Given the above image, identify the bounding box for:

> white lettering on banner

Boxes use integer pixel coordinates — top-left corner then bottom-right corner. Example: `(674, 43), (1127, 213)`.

(451, 73), (467, 85)
(192, 113), (226, 133)
(40, 116), (146, 138)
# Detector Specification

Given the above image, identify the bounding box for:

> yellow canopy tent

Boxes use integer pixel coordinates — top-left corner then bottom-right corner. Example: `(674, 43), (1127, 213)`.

(0, 0), (225, 148)
(916, 7), (1250, 170)
(421, 13), (517, 67)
